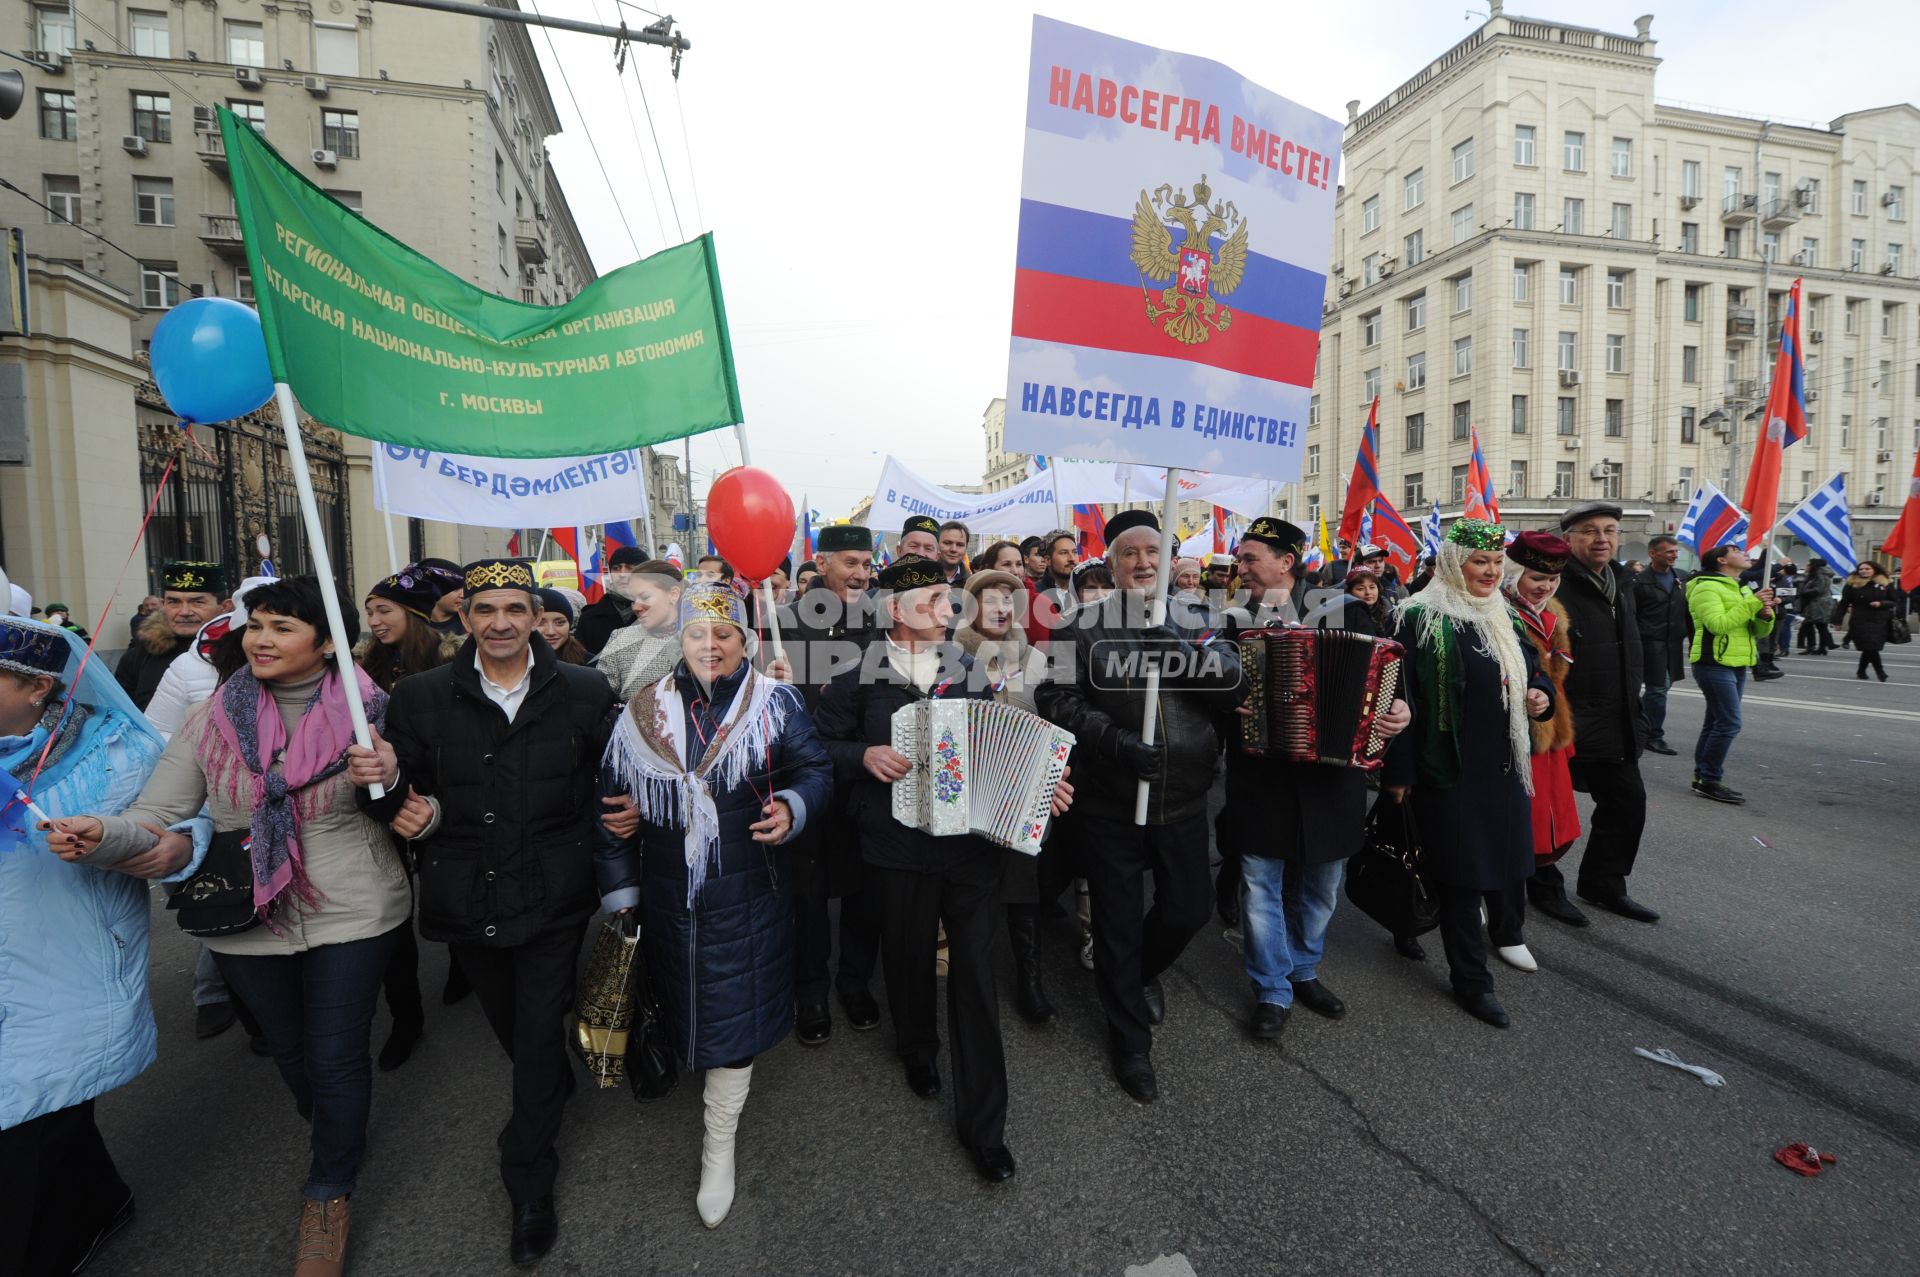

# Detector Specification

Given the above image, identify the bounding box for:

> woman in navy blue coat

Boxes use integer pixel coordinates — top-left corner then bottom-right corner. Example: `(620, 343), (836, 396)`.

(595, 582), (831, 1229)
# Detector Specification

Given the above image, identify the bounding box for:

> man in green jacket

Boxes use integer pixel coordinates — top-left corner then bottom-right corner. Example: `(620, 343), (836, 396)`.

(1684, 544), (1777, 804)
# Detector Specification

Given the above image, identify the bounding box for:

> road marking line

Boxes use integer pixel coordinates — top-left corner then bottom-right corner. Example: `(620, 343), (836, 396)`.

(1670, 687), (1920, 722)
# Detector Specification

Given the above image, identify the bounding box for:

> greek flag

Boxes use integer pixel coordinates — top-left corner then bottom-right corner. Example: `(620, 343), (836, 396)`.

(1677, 481), (1750, 556)
(1782, 473), (1857, 572)
(1422, 501), (1442, 558)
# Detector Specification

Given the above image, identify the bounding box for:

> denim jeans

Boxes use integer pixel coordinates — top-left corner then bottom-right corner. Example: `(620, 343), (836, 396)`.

(1240, 856), (1344, 1007)
(1641, 676), (1671, 740)
(1691, 663), (1747, 783)
(213, 925), (403, 1200)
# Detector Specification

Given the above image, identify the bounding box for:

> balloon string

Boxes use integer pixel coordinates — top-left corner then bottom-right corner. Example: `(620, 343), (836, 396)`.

(177, 420), (221, 466)
(22, 448), (179, 799)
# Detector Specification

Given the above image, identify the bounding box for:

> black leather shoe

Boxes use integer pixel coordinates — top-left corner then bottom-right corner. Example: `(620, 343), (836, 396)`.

(377, 1017), (424, 1072)
(1250, 1003), (1290, 1040)
(796, 998), (832, 1046)
(1692, 778), (1746, 805)
(1290, 978), (1346, 1020)
(905, 1062), (941, 1098)
(1529, 892), (1590, 927)
(1644, 737), (1678, 756)
(970, 1144), (1017, 1183)
(194, 1001), (236, 1040)
(1113, 1053), (1158, 1103)
(1393, 934), (1427, 960)
(1453, 991), (1510, 1028)
(1753, 669), (1785, 682)
(1578, 891), (1661, 923)
(837, 986), (881, 1031)
(1141, 979), (1166, 1026)
(70, 1189), (134, 1274)
(509, 1195), (558, 1267)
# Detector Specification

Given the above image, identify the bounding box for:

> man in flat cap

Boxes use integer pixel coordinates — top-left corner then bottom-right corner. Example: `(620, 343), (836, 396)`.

(1034, 510), (1245, 1103)
(574, 545), (651, 655)
(349, 558), (616, 1266)
(1548, 501), (1659, 926)
(116, 560), (233, 712)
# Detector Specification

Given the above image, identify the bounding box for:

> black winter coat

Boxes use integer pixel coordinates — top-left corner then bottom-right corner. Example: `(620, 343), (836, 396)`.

(1557, 562), (1647, 763)
(1834, 581), (1897, 650)
(378, 636), (617, 946)
(1033, 596), (1247, 826)
(781, 584), (879, 897)
(574, 594), (634, 656)
(113, 633), (190, 712)
(1630, 566), (1691, 684)
(593, 662), (833, 1069)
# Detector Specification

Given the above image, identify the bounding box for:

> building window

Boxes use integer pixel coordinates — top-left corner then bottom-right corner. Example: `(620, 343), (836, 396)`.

(1680, 222), (1700, 254)
(1611, 136), (1633, 178)
(1514, 125), (1536, 166)
(1453, 272), (1473, 313)
(235, 270), (255, 302)
(1558, 267), (1578, 306)
(38, 90), (77, 141)
(1764, 232), (1780, 263)
(1883, 306), (1896, 338)
(498, 225), (509, 275)
(321, 109), (360, 159)
(131, 92), (172, 144)
(1307, 444), (1321, 477)
(1452, 137), (1475, 184)
(1451, 465), (1470, 504)
(1557, 397), (1576, 436)
(1362, 194), (1381, 234)
(1363, 367), (1382, 401)
(1512, 328), (1529, 368)
(1362, 310), (1382, 346)
(1452, 400), (1472, 440)
(1363, 252), (1381, 286)
(1509, 459), (1529, 496)
(1605, 398), (1624, 436)
(1604, 334), (1625, 373)
(1800, 237), (1819, 267)
(1514, 192), (1535, 230)
(1451, 204), (1475, 246)
(1726, 166), (1744, 201)
(1513, 263), (1531, 302)
(134, 176), (175, 226)
(44, 175), (80, 224)
(1404, 229), (1424, 266)
(1880, 362), (1893, 397)
(1309, 395), (1321, 427)
(1406, 413), (1426, 451)
(1851, 238), (1866, 271)
(34, 4), (74, 55)
(129, 10), (170, 58)
(1683, 345), (1699, 383)
(1558, 331), (1578, 372)
(229, 100), (266, 132)
(1563, 198), (1585, 236)
(1724, 228), (1742, 259)
(1406, 291), (1427, 331)
(1512, 394), (1528, 434)
(495, 152), (506, 199)
(1600, 461), (1623, 499)
(1803, 179), (1821, 214)
(314, 23), (360, 77)
(325, 189), (363, 212)
(1681, 407), (1697, 444)
(1611, 203), (1632, 240)
(139, 261), (182, 310)
(1405, 167), (1425, 209)
(1841, 415), (1851, 448)
(1682, 160), (1701, 199)
(1764, 172), (1783, 207)
(1852, 180), (1869, 216)
(1889, 244), (1905, 274)
(1406, 351), (1427, 390)
(1607, 270), (1627, 308)
(1404, 473), (1425, 508)
(1683, 284), (1702, 323)
(1564, 132), (1586, 172)
(226, 20), (265, 67)
(1454, 337), (1473, 377)
(1843, 356), (1856, 393)
(1555, 461), (1576, 498)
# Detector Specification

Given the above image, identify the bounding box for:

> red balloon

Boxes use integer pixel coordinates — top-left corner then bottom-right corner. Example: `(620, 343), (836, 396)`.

(706, 465), (796, 581)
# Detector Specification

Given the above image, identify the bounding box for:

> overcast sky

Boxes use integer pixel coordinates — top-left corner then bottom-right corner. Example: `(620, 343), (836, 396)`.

(524, 0), (1920, 524)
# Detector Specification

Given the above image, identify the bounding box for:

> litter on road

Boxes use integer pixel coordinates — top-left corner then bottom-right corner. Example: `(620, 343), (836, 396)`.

(1634, 1046), (1727, 1087)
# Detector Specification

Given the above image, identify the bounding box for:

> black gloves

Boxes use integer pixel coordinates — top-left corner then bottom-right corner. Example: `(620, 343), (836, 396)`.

(1102, 724), (1164, 780)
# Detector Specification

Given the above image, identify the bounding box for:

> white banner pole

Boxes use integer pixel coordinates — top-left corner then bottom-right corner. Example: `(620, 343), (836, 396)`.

(760, 580), (786, 665)
(272, 383), (383, 799)
(733, 423), (753, 467)
(381, 511), (403, 575)
(1051, 464), (1067, 530)
(1133, 466), (1181, 825)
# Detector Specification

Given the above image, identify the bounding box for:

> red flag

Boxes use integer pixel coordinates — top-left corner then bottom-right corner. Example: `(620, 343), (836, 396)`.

(1337, 396), (1382, 546)
(548, 527), (602, 602)
(1071, 504), (1105, 558)
(1210, 505), (1228, 556)
(1882, 448), (1920, 592)
(1364, 492), (1424, 578)
(1741, 278), (1809, 548)
(1464, 427), (1499, 522)
(506, 532), (521, 557)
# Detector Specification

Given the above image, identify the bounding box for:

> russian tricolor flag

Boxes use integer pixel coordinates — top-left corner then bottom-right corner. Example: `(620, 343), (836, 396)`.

(1678, 482), (1751, 556)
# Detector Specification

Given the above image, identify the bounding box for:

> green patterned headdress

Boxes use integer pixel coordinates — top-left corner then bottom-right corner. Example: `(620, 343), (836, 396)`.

(1445, 518), (1507, 551)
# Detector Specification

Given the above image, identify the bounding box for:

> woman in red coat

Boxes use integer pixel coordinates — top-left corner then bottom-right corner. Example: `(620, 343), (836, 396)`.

(1498, 531), (1581, 974)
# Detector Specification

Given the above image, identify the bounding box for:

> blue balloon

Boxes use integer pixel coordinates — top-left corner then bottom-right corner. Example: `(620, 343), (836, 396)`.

(149, 297), (275, 425)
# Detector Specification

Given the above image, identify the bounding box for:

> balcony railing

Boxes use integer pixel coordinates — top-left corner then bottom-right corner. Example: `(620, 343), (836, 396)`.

(1721, 192), (1757, 224)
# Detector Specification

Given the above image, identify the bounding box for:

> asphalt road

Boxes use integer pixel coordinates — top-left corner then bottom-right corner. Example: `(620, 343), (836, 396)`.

(92, 644), (1920, 1276)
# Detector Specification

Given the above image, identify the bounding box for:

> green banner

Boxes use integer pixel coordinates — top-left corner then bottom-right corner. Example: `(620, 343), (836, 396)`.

(220, 107), (742, 459)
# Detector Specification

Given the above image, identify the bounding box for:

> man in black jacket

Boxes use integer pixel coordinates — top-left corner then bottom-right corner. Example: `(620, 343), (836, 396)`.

(573, 545), (648, 655)
(350, 558), (616, 1267)
(114, 560), (231, 710)
(1034, 510), (1245, 1103)
(1549, 503), (1659, 926)
(1630, 534), (1689, 755)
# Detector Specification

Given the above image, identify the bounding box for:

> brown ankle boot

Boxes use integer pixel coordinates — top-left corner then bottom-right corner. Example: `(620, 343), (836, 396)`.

(293, 1195), (351, 1277)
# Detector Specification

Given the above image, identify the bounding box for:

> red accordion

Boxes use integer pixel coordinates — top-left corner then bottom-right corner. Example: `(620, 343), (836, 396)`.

(1237, 628), (1404, 769)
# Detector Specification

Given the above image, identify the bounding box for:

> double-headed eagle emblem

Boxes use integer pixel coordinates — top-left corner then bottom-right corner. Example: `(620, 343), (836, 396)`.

(1129, 174), (1249, 346)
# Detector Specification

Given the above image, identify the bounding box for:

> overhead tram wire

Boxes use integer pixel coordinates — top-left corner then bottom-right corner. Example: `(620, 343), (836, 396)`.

(583, 0), (671, 250)
(628, 48), (684, 241)
(525, 0), (642, 260)
(0, 179), (149, 268)
(672, 74), (706, 232)
(65, 5), (213, 109)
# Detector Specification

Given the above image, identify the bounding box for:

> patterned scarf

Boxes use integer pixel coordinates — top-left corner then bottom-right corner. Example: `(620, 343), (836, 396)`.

(200, 664), (389, 920)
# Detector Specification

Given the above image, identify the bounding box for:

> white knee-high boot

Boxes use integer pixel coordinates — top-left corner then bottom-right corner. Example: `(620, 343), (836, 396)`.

(697, 1064), (752, 1227)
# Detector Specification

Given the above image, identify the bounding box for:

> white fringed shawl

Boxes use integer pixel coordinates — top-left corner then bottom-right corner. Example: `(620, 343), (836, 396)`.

(602, 664), (793, 908)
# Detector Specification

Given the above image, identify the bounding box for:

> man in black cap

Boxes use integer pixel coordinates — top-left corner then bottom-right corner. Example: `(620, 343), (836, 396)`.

(115, 560), (232, 711)
(1034, 510), (1245, 1103)
(813, 554), (1072, 1182)
(349, 557), (616, 1266)
(1548, 501), (1659, 926)
(574, 545), (650, 655)
(898, 515), (941, 562)
(785, 523), (884, 1043)
(1217, 518), (1411, 1037)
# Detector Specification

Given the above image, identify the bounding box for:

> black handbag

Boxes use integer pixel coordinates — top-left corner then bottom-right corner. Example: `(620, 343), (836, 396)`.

(1345, 794), (1440, 938)
(1889, 613), (1912, 645)
(625, 944), (678, 1102)
(165, 828), (265, 937)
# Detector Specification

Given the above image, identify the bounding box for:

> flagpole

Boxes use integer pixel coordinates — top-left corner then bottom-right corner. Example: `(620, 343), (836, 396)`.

(1133, 466), (1181, 825)
(272, 383), (383, 799)
(1051, 464), (1066, 530)
(381, 511), (403, 575)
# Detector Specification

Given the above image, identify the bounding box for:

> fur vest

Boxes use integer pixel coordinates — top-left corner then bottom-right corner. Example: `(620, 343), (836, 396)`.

(1519, 597), (1576, 754)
